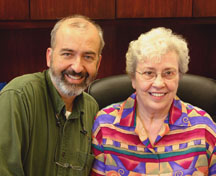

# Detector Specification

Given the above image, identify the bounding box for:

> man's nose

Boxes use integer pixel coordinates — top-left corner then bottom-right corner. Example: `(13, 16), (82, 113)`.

(70, 56), (84, 73)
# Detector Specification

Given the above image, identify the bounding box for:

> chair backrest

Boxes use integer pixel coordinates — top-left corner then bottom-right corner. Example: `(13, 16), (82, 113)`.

(0, 82), (7, 91)
(88, 74), (216, 120)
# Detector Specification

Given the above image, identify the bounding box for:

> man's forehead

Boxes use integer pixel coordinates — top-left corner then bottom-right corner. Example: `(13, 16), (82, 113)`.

(62, 18), (93, 29)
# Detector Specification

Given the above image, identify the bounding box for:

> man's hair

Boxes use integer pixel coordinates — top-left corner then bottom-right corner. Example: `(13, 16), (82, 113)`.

(50, 14), (105, 54)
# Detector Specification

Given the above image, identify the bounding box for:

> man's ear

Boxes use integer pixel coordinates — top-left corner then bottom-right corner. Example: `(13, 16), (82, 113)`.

(46, 48), (52, 68)
(96, 55), (102, 71)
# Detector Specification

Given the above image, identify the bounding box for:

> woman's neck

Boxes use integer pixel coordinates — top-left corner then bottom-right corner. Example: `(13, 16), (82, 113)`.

(136, 105), (168, 144)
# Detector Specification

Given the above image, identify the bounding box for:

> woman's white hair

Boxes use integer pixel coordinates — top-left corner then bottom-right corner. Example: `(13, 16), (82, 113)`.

(126, 27), (190, 78)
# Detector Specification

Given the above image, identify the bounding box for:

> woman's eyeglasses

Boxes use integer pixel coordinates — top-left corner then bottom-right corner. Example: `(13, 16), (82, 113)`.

(136, 69), (178, 81)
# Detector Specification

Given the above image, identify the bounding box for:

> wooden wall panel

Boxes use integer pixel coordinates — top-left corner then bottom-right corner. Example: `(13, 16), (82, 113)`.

(30, 0), (115, 20)
(0, 29), (50, 82)
(193, 0), (216, 17)
(115, 21), (216, 80)
(0, 0), (29, 20)
(1, 20), (216, 83)
(117, 0), (192, 18)
(96, 21), (117, 79)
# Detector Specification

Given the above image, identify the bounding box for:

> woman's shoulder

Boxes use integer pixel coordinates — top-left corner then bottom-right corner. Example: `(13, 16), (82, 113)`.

(98, 102), (122, 115)
(180, 100), (216, 127)
(94, 102), (122, 124)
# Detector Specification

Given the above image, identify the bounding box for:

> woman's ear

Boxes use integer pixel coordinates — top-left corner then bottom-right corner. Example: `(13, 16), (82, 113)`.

(131, 76), (136, 90)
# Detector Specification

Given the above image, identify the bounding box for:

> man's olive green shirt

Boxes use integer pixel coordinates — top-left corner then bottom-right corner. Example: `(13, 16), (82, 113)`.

(0, 70), (99, 176)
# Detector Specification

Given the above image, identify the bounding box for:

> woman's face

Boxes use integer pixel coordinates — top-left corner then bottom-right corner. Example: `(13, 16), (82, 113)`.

(131, 51), (180, 115)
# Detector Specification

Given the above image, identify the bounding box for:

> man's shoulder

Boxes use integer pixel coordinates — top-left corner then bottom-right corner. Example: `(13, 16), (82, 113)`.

(1, 71), (46, 93)
(83, 92), (99, 106)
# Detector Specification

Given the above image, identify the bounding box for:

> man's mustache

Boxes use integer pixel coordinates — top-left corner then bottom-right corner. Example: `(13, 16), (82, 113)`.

(62, 69), (89, 78)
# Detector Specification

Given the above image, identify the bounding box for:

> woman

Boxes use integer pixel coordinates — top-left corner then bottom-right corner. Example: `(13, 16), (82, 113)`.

(91, 27), (216, 176)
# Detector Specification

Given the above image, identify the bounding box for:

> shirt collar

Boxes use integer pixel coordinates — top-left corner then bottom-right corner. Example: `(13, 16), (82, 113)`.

(169, 96), (191, 127)
(117, 93), (191, 127)
(118, 93), (137, 127)
(68, 94), (85, 120)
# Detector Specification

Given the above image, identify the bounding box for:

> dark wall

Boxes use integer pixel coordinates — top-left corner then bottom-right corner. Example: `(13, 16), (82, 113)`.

(1, 18), (216, 82)
(99, 19), (216, 79)
(1, 0), (216, 82)
(0, 28), (48, 82)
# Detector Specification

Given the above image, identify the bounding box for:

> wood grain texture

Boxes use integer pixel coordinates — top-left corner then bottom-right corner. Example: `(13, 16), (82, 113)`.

(116, 0), (192, 18)
(30, 0), (115, 20)
(0, 0), (29, 20)
(1, 19), (216, 82)
(0, 29), (49, 82)
(193, 0), (216, 17)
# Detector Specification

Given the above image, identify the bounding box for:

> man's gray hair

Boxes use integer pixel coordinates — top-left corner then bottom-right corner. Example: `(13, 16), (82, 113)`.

(50, 14), (105, 55)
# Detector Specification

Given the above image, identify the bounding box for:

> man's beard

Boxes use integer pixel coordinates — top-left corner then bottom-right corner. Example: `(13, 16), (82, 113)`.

(49, 67), (96, 97)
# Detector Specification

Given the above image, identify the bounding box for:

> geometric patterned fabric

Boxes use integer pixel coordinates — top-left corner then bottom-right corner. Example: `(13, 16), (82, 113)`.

(91, 93), (216, 176)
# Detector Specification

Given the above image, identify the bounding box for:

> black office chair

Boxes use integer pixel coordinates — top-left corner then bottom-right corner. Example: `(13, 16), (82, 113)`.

(88, 74), (216, 121)
(0, 82), (7, 91)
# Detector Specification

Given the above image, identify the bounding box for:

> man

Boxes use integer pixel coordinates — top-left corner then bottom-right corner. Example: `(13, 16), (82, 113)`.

(0, 15), (104, 176)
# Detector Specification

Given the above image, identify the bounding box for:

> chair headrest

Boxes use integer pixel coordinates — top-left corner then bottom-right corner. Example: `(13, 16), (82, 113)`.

(177, 74), (216, 118)
(88, 74), (216, 120)
(88, 74), (135, 109)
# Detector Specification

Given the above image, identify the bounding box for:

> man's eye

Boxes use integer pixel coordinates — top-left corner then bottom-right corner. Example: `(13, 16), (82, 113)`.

(84, 55), (94, 61)
(62, 53), (71, 57)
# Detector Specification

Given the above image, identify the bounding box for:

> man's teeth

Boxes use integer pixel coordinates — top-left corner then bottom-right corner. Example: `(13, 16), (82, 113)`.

(67, 74), (82, 80)
(151, 93), (165, 97)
